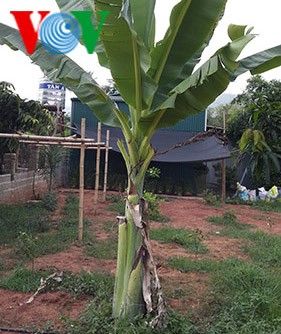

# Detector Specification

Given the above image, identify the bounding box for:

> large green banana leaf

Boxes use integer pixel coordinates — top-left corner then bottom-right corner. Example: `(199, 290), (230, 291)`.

(232, 45), (281, 78)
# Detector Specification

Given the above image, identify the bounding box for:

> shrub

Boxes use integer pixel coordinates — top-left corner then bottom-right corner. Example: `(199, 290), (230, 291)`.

(41, 191), (57, 211)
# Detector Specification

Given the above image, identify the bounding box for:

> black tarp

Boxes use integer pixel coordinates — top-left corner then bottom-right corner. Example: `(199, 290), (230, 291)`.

(75, 125), (230, 163)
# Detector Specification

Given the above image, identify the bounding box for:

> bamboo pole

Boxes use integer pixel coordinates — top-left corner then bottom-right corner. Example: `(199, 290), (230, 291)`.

(94, 122), (102, 204)
(78, 118), (86, 244)
(18, 140), (105, 147)
(102, 130), (110, 202)
(0, 133), (96, 143)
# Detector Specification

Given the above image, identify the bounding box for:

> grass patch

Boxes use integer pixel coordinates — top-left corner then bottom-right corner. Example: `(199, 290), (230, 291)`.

(252, 200), (281, 213)
(207, 211), (253, 239)
(102, 220), (117, 233)
(59, 271), (114, 298)
(85, 237), (118, 259)
(14, 194), (91, 260)
(0, 202), (50, 245)
(204, 258), (281, 333)
(150, 228), (208, 254)
(244, 231), (281, 267)
(207, 211), (250, 229)
(0, 268), (46, 293)
(0, 268), (114, 298)
(168, 257), (218, 273)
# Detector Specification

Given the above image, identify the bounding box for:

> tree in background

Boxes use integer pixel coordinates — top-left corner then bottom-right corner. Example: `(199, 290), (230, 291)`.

(0, 81), (55, 168)
(231, 76), (281, 185)
(207, 102), (241, 129)
(0, 82), (22, 163)
(20, 99), (54, 136)
(1, 0), (281, 325)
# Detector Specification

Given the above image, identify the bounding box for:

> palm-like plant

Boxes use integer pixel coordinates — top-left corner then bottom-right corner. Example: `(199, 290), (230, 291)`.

(1, 0), (281, 324)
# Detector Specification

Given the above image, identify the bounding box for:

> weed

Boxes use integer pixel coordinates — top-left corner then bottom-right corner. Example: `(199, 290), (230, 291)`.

(150, 227), (208, 254)
(16, 232), (37, 269)
(203, 189), (222, 206)
(168, 257), (218, 273)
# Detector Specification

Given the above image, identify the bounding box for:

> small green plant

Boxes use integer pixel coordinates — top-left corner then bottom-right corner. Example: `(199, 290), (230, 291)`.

(16, 232), (36, 269)
(144, 191), (169, 222)
(150, 227), (208, 254)
(146, 166), (161, 179)
(41, 191), (58, 211)
(203, 189), (222, 206)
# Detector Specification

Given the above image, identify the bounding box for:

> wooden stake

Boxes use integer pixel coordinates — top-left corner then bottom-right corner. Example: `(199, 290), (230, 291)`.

(94, 122), (102, 204)
(102, 130), (110, 202)
(78, 118), (86, 244)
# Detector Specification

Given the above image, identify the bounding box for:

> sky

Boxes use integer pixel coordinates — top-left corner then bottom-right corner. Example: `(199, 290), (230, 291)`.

(0, 0), (280, 112)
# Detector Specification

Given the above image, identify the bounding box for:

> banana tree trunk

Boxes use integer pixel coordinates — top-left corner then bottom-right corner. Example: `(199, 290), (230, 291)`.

(112, 164), (166, 327)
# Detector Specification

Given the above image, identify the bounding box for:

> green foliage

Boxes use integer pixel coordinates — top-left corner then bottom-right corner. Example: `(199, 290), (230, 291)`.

(168, 257), (218, 274)
(144, 192), (169, 222)
(0, 82), (54, 163)
(20, 99), (54, 136)
(150, 227), (208, 254)
(234, 76), (281, 185)
(208, 102), (240, 128)
(203, 189), (222, 206)
(146, 167), (161, 179)
(41, 191), (58, 211)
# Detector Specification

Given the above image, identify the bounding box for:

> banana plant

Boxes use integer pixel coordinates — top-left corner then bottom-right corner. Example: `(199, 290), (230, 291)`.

(1, 0), (281, 325)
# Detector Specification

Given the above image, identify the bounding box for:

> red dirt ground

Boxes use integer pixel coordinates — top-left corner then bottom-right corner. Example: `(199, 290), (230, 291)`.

(0, 188), (281, 331)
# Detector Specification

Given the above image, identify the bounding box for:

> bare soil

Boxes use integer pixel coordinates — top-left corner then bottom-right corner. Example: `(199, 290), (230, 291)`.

(0, 188), (280, 331)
